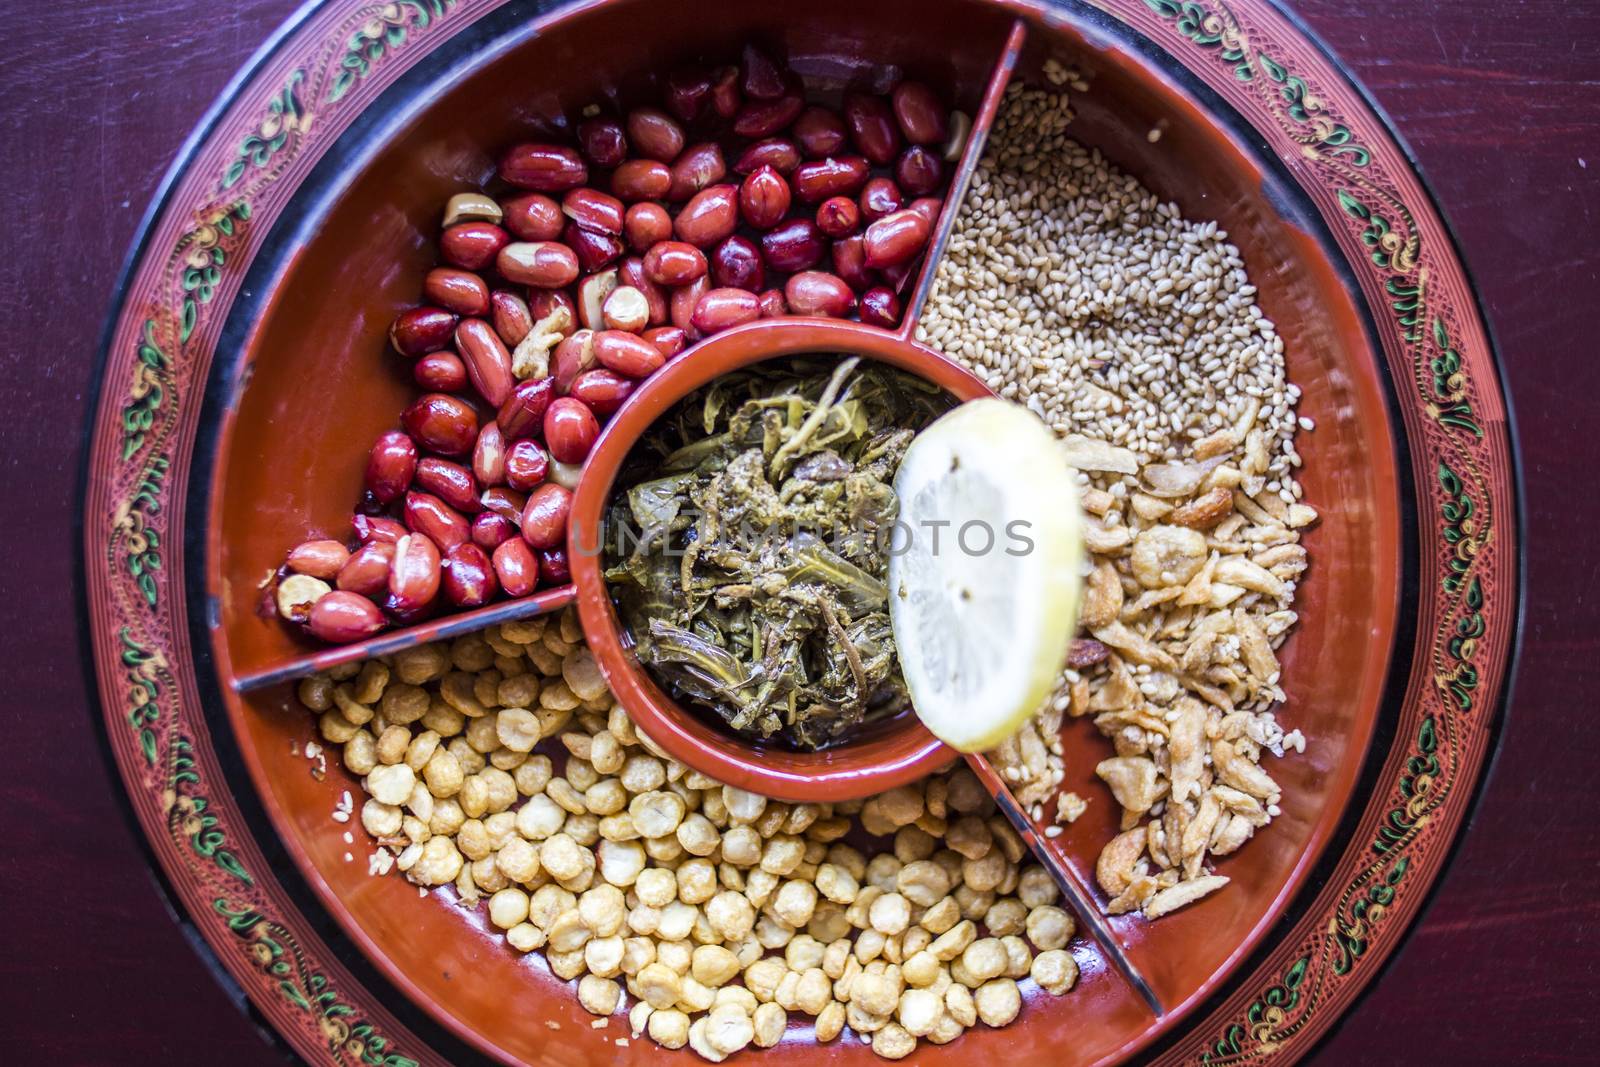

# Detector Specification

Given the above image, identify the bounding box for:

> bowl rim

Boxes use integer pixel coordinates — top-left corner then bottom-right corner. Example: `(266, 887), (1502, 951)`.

(568, 318), (995, 802)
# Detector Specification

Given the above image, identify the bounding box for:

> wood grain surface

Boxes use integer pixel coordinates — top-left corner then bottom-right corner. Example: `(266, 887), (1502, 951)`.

(1, 0), (1594, 1062)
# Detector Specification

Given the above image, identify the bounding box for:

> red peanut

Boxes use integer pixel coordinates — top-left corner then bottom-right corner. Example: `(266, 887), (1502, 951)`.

(497, 242), (580, 288)
(287, 539), (350, 580)
(733, 138), (800, 175)
(442, 542), (497, 607)
(785, 272), (855, 317)
(643, 326), (687, 360)
(561, 187), (625, 235)
(815, 196), (860, 238)
(500, 194), (564, 241)
(389, 306), (456, 357)
(423, 268), (490, 316)
(308, 591), (387, 643)
(576, 118), (627, 168)
(365, 431), (418, 504)
(691, 288), (760, 334)
(733, 93), (804, 138)
(594, 330), (666, 378)
(624, 203), (672, 252)
(389, 532), (442, 610)
(498, 377), (556, 441)
(644, 241), (708, 286)
(352, 515), (406, 545)
(761, 219), (825, 273)
(739, 166), (791, 230)
(543, 399), (600, 465)
(611, 159), (672, 202)
(793, 156), (870, 204)
(404, 490), (470, 551)
(668, 142), (727, 202)
(891, 82), (948, 145)
(859, 286), (902, 328)
(440, 222), (509, 270)
(794, 106), (848, 158)
(552, 329), (597, 394)
(864, 209), (932, 268)
(844, 93), (901, 165)
(471, 511), (516, 551)
(626, 107), (686, 163)
(336, 542), (393, 596)
(571, 368), (635, 416)
(505, 438), (551, 491)
(521, 482), (574, 550)
(499, 143), (587, 191)
(413, 351), (468, 393)
(492, 538), (540, 597)
(472, 421), (507, 487)
(710, 236), (766, 291)
(674, 184), (739, 248)
(490, 290), (533, 347)
(415, 457), (480, 514)
(454, 318), (515, 406)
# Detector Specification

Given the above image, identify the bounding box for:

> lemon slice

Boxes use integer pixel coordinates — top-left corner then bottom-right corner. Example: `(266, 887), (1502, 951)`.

(889, 399), (1084, 752)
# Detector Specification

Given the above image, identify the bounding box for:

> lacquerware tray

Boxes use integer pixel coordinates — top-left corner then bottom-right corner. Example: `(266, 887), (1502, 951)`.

(82, 1), (1519, 1064)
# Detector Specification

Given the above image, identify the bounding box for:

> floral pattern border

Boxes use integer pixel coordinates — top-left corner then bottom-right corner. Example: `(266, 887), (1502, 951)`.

(82, 1), (1515, 1065)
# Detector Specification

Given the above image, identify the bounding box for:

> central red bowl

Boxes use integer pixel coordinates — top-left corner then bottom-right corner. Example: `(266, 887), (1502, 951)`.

(568, 318), (990, 801)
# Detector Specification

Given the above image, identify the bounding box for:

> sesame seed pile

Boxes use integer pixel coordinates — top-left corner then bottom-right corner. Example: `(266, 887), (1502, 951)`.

(917, 80), (1306, 500)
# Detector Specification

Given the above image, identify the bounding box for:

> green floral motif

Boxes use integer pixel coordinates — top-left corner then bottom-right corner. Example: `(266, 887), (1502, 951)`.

(114, 453), (168, 608)
(1375, 716), (1437, 855)
(223, 70), (307, 189)
(215, 900), (420, 1066)
(329, 1), (455, 102)
(1336, 189), (1419, 271)
(119, 627), (165, 765)
(1386, 276), (1424, 344)
(171, 736), (253, 885)
(178, 200), (252, 342)
(1438, 462), (1485, 711)
(1144, 2), (1371, 164)
(121, 320), (168, 461)
(1201, 955), (1310, 1062)
(1427, 318), (1482, 438)
(1331, 858), (1409, 975)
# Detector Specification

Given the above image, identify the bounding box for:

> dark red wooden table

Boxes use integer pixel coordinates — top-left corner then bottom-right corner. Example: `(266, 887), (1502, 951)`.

(3, 0), (1595, 1062)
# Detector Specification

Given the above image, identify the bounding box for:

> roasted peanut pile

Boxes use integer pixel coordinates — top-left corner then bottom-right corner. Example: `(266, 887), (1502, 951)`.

(918, 73), (1314, 919)
(300, 612), (1080, 1059)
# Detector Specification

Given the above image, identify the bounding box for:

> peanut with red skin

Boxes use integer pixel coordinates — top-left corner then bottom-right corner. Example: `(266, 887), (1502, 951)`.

(414, 458), (480, 514)
(480, 487), (527, 525)
(498, 143), (587, 192)
(544, 399), (600, 465)
(497, 242), (580, 288)
(413, 351), (468, 393)
(864, 209), (932, 268)
(844, 93), (902, 164)
(644, 241), (708, 287)
(423, 268), (490, 316)
(709, 65), (741, 119)
(504, 438), (552, 492)
(894, 145), (944, 197)
(815, 196), (860, 239)
(793, 106), (847, 157)
(500, 193), (564, 241)
(529, 290), (578, 335)
(757, 288), (787, 318)
(831, 234), (877, 291)
(593, 331), (666, 378)
(642, 326), (687, 360)
(624, 203), (672, 252)
(389, 307), (457, 357)
(336, 542), (393, 597)
(859, 177), (904, 222)
(691, 288), (761, 334)
(472, 421), (507, 487)
(891, 82), (949, 145)
(793, 156), (870, 204)
(365, 431), (418, 505)
(668, 142), (727, 202)
(626, 107), (686, 163)
(570, 369), (635, 416)
(732, 138), (800, 175)
(389, 532), (442, 611)
(784, 272), (856, 318)
(561, 187), (626, 235)
(664, 66), (712, 123)
(576, 118), (628, 168)
(492, 538), (540, 597)
(602, 286), (651, 333)
(497, 377), (555, 441)
(611, 159), (672, 202)
(733, 93), (804, 139)
(576, 270), (619, 331)
(617, 258), (669, 326)
(352, 515), (406, 545)
(738, 166), (791, 230)
(859, 286), (902, 328)
(673, 184), (740, 248)
(454, 318), (515, 406)
(439, 222), (510, 270)
(308, 591), (387, 643)
(761, 218), (825, 274)
(710, 236), (765, 291)
(471, 511), (516, 551)
(537, 547), (570, 585)
(404, 491), (471, 552)
(490, 290), (533, 347)
(442, 542), (498, 607)
(552, 330), (597, 394)
(287, 540), (350, 580)
(563, 221), (626, 273)
(521, 482), (575, 549)
(671, 276), (710, 339)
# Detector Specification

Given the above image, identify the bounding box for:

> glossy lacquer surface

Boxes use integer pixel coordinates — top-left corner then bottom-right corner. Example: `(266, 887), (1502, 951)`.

(69, 0), (1527, 1066)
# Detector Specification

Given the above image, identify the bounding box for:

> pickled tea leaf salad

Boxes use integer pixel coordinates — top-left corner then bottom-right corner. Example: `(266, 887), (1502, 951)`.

(889, 399), (1084, 752)
(604, 355), (953, 750)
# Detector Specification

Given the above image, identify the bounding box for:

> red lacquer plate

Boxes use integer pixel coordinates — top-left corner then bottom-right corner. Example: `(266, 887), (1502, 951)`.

(82, 1), (1520, 1064)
